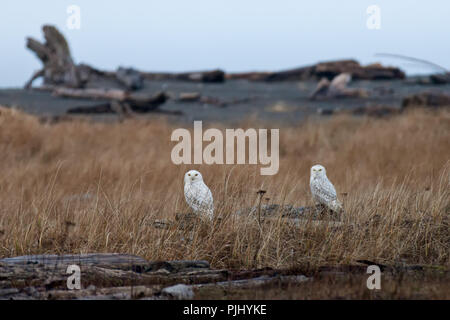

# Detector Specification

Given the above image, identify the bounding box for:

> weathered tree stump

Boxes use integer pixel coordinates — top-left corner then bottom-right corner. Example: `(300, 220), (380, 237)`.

(25, 25), (80, 88)
(25, 25), (144, 91)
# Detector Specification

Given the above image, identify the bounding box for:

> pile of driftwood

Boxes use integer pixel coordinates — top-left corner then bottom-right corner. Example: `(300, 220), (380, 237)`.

(28, 24), (447, 117)
(25, 25), (170, 115)
(0, 253), (309, 300)
(25, 25), (407, 89)
(24, 25), (228, 115)
(228, 59), (406, 82)
(0, 253), (439, 300)
(25, 25), (228, 90)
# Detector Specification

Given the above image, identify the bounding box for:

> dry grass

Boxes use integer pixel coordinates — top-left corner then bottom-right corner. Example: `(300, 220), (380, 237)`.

(0, 106), (448, 271)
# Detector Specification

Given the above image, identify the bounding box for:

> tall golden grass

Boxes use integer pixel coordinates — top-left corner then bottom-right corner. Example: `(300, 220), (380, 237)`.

(0, 106), (448, 270)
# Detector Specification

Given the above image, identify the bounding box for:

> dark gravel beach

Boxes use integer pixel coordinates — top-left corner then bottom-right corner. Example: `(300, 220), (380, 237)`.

(1, 79), (449, 125)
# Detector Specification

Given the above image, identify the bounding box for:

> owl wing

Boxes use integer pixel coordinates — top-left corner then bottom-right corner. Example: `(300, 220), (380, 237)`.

(203, 187), (214, 217)
(184, 185), (200, 211)
(184, 183), (214, 218)
(311, 177), (337, 206)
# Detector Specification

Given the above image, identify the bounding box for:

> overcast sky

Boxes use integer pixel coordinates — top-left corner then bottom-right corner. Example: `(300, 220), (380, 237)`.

(1, 0), (449, 87)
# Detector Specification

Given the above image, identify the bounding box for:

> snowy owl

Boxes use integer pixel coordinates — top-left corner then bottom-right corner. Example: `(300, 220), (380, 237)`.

(310, 164), (343, 213)
(184, 170), (214, 220)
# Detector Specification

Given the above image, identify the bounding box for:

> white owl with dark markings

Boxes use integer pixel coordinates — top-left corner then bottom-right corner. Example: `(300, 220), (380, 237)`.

(184, 170), (214, 220)
(310, 164), (343, 213)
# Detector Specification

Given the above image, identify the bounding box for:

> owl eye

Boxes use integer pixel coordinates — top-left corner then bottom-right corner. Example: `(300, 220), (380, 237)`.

(195, 173), (198, 176)
(318, 168), (322, 171)
(188, 173), (191, 176)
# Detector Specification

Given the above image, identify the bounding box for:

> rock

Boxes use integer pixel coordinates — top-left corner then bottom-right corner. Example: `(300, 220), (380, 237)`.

(402, 92), (450, 109)
(161, 284), (194, 300)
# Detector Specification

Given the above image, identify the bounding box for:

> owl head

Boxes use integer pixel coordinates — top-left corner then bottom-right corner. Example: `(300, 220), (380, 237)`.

(310, 164), (327, 178)
(184, 170), (203, 184)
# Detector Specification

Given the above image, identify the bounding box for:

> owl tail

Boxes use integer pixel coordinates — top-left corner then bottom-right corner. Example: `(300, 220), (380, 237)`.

(330, 200), (343, 213)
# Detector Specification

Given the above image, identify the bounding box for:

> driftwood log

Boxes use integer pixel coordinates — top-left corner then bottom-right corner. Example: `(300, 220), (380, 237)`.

(228, 59), (405, 82)
(58, 90), (168, 114)
(141, 69), (225, 83)
(1, 253), (147, 266)
(175, 92), (252, 108)
(429, 73), (450, 84)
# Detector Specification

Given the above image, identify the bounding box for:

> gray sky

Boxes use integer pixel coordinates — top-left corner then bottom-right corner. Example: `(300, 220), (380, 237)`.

(1, 0), (449, 87)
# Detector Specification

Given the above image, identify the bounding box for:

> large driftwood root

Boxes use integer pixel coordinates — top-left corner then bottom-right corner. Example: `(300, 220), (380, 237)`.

(25, 25), (145, 91)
